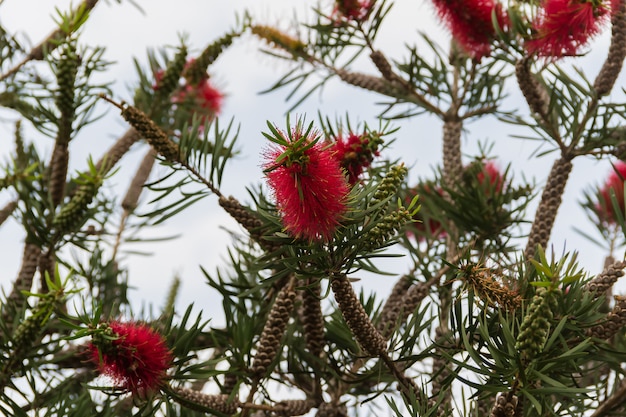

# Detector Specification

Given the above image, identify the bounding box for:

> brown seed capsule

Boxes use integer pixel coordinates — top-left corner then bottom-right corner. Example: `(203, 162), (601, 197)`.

(594, 0), (626, 96)
(586, 295), (626, 340)
(524, 157), (572, 259)
(515, 58), (549, 119)
(330, 273), (387, 356)
(120, 104), (180, 162)
(336, 68), (397, 96)
(251, 277), (297, 376)
(298, 277), (325, 358)
(275, 399), (315, 416)
(171, 387), (240, 414)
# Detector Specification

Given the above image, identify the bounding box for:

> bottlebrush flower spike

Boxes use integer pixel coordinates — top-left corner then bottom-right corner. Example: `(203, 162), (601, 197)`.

(332, 0), (375, 22)
(596, 161), (626, 224)
(476, 160), (505, 193)
(89, 321), (173, 396)
(525, 0), (611, 58)
(176, 78), (223, 123)
(263, 120), (350, 242)
(331, 131), (382, 185)
(431, 0), (508, 59)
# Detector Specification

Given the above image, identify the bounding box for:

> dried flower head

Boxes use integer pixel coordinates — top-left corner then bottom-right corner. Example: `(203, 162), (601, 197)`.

(431, 0), (508, 59)
(331, 131), (381, 185)
(596, 161), (626, 224)
(263, 121), (350, 242)
(525, 0), (611, 58)
(89, 321), (173, 395)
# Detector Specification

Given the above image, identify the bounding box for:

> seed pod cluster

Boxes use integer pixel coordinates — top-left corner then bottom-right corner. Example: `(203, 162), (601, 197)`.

(250, 25), (307, 57)
(489, 393), (518, 417)
(515, 58), (549, 119)
(376, 275), (413, 338)
(120, 104), (180, 162)
(298, 278), (325, 358)
(370, 164), (408, 208)
(50, 41), (78, 206)
(171, 387), (240, 414)
(586, 295), (626, 340)
(400, 280), (432, 322)
(12, 291), (61, 350)
(369, 50), (410, 91)
(1, 244), (41, 330)
(275, 399), (315, 416)
(218, 195), (282, 253)
(336, 68), (397, 96)
(515, 287), (559, 363)
(52, 179), (102, 235)
(54, 41), (79, 118)
(584, 260), (626, 297)
(0, 289), (62, 388)
(0, 200), (17, 227)
(184, 32), (238, 85)
(251, 278), (297, 377)
(524, 157), (573, 259)
(330, 273), (387, 356)
(594, 0), (626, 97)
(121, 149), (156, 212)
(316, 402), (348, 417)
(361, 207), (412, 251)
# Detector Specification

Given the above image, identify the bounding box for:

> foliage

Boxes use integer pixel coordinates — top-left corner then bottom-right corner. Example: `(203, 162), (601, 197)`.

(1, 0), (626, 416)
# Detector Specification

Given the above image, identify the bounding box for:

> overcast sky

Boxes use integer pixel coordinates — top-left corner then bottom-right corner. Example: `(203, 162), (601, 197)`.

(0, 0), (623, 323)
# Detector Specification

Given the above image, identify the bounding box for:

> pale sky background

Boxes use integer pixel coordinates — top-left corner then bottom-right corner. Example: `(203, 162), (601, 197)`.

(0, 0), (622, 326)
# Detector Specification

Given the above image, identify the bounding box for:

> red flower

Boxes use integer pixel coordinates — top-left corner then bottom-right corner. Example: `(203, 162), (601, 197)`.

(431, 0), (508, 59)
(90, 321), (173, 395)
(332, 0), (374, 22)
(176, 78), (223, 123)
(596, 161), (626, 224)
(331, 131), (381, 185)
(525, 0), (610, 58)
(264, 126), (350, 242)
(476, 160), (505, 193)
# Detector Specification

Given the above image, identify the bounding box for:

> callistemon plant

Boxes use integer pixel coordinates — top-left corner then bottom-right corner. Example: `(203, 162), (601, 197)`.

(331, 129), (383, 184)
(89, 321), (173, 396)
(430, 0), (508, 59)
(5, 0), (626, 416)
(263, 118), (351, 242)
(525, 0), (613, 57)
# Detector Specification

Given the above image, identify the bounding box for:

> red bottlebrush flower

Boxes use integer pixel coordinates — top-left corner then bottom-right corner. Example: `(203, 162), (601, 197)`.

(431, 0), (508, 59)
(596, 161), (626, 224)
(525, 0), (610, 58)
(89, 321), (173, 395)
(263, 124), (350, 242)
(176, 78), (223, 123)
(152, 69), (164, 91)
(476, 160), (505, 193)
(331, 131), (381, 185)
(332, 0), (374, 22)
